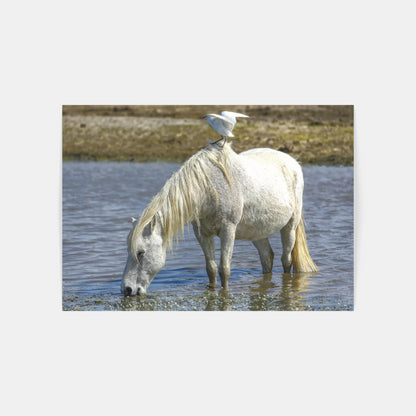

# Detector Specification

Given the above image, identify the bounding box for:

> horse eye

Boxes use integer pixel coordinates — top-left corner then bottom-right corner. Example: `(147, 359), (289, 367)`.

(137, 251), (145, 264)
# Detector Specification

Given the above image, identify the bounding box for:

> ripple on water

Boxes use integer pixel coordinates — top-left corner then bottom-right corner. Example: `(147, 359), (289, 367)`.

(62, 162), (354, 311)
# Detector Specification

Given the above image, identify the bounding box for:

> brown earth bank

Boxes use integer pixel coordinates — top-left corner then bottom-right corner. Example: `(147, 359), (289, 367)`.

(62, 105), (354, 165)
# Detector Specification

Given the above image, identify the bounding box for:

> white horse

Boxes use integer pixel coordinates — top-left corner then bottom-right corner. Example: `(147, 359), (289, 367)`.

(121, 139), (318, 296)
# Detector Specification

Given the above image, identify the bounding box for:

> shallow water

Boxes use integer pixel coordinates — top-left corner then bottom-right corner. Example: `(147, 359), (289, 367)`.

(62, 161), (353, 311)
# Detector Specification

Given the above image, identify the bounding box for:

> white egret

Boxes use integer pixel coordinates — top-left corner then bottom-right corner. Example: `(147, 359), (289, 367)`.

(203, 111), (249, 141)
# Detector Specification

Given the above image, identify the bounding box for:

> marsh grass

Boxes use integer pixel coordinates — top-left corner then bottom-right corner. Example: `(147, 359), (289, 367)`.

(62, 105), (353, 165)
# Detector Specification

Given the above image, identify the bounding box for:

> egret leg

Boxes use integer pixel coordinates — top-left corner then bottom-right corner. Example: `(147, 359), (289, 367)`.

(212, 136), (226, 146)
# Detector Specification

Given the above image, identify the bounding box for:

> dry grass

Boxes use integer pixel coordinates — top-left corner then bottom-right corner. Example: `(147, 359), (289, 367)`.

(62, 105), (353, 165)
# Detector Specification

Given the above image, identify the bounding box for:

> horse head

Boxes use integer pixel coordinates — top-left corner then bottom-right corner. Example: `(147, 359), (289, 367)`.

(121, 219), (166, 296)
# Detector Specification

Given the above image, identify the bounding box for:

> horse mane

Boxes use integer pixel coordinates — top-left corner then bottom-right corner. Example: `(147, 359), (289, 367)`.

(128, 141), (233, 257)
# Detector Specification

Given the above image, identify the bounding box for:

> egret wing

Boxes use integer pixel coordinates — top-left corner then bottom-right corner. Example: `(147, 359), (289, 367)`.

(215, 114), (235, 130)
(221, 111), (249, 119)
(206, 114), (234, 136)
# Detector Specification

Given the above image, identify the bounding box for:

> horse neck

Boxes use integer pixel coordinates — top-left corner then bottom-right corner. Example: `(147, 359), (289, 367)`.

(146, 144), (234, 249)
(154, 176), (203, 250)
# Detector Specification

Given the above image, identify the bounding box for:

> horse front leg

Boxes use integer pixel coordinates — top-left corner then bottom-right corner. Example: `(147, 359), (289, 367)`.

(192, 223), (217, 288)
(219, 222), (236, 290)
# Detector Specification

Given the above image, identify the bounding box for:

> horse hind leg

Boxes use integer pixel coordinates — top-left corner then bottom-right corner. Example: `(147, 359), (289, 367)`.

(280, 219), (297, 273)
(252, 238), (274, 274)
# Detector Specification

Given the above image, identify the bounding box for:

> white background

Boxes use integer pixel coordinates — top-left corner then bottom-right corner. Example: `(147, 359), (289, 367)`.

(1, 1), (415, 415)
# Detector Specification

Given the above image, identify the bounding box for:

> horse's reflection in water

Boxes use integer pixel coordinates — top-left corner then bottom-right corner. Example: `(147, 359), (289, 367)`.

(278, 272), (314, 310)
(204, 289), (232, 311)
(249, 272), (314, 311)
(250, 272), (276, 292)
(204, 272), (315, 311)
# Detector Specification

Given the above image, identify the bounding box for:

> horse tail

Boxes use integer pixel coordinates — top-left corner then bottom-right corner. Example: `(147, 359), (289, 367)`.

(292, 215), (318, 273)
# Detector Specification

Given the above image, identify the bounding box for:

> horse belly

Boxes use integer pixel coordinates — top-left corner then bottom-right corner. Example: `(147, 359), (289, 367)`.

(235, 198), (293, 241)
(234, 149), (300, 241)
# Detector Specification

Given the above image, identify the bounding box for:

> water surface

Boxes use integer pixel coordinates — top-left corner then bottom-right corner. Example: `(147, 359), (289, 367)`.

(62, 162), (353, 311)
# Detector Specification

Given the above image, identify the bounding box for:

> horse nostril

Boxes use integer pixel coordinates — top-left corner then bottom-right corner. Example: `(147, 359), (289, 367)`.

(124, 286), (132, 296)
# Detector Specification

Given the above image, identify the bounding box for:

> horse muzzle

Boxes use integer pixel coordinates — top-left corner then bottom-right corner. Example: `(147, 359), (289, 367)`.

(123, 285), (146, 297)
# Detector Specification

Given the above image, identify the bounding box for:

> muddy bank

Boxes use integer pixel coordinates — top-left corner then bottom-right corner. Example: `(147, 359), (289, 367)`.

(62, 105), (353, 165)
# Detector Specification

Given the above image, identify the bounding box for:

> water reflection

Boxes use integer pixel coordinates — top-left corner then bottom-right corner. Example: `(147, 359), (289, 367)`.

(276, 272), (315, 310)
(250, 272), (276, 292)
(248, 272), (315, 311)
(204, 290), (231, 311)
(63, 162), (353, 311)
(202, 272), (316, 311)
(111, 273), (315, 311)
